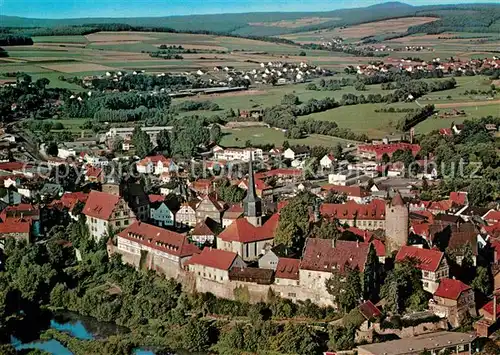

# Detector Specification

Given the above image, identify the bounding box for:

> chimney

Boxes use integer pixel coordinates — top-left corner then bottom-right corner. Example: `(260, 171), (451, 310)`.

(356, 240), (359, 248)
(331, 239), (336, 248)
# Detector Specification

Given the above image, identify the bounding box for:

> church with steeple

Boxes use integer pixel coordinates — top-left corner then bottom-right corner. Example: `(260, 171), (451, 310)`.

(243, 156), (262, 227)
(215, 158), (279, 261)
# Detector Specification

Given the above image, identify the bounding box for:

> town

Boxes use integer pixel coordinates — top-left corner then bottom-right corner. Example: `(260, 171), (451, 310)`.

(0, 1), (499, 354)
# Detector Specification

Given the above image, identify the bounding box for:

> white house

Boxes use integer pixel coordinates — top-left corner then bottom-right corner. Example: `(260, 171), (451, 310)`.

(283, 147), (310, 160)
(320, 154), (336, 169)
(136, 155), (177, 175)
(213, 148), (263, 162)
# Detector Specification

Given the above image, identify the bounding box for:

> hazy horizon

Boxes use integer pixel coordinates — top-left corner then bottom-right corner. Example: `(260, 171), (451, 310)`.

(1, 0), (498, 19)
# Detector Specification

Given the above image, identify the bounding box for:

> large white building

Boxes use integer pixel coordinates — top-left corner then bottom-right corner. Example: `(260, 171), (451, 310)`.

(213, 147), (263, 162)
(105, 126), (173, 146)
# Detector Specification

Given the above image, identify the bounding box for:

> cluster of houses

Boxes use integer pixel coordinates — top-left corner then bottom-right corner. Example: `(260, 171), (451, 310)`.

(355, 56), (500, 75)
(205, 61), (333, 85)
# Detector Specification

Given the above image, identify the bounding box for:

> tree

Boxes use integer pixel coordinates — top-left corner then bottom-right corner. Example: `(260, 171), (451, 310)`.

(324, 190), (347, 204)
(380, 259), (428, 314)
(46, 141), (58, 157)
(381, 153), (390, 164)
(132, 126), (153, 158)
(156, 129), (171, 156)
(471, 266), (492, 296)
(183, 318), (216, 352)
(363, 244), (381, 301)
(210, 124), (222, 144)
(274, 195), (311, 252)
(333, 143), (343, 159)
(281, 94), (300, 106)
(326, 266), (362, 313)
(271, 323), (323, 355)
(468, 179), (492, 206)
(311, 218), (342, 239)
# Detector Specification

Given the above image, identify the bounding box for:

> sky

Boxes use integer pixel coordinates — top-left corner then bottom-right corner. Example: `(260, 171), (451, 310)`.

(0, 0), (497, 18)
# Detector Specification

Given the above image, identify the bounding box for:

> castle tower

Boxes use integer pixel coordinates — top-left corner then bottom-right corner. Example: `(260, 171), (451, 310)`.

(385, 191), (408, 254)
(243, 156), (262, 227)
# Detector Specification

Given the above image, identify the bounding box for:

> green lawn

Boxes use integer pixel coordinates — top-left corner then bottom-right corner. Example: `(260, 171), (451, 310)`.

(220, 126), (356, 148)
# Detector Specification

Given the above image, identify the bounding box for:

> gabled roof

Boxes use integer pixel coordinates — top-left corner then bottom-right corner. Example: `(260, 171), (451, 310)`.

(449, 192), (467, 206)
(481, 297), (500, 318)
(275, 257), (300, 280)
(1, 203), (39, 221)
(218, 217), (274, 243)
(238, 178), (271, 191)
(83, 190), (121, 220)
(483, 209), (500, 222)
(118, 221), (199, 257)
(137, 155), (171, 166)
(185, 248), (238, 270)
(300, 239), (370, 273)
(86, 166), (103, 178)
(434, 278), (471, 300)
(0, 217), (31, 234)
(395, 245), (444, 272)
(148, 194), (165, 203)
(191, 219), (216, 236)
(358, 300), (382, 320)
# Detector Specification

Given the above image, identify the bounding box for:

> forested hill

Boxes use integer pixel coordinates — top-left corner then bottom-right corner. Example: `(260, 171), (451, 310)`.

(0, 2), (499, 36)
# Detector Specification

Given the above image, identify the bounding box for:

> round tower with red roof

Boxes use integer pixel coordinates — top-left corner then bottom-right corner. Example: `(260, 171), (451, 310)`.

(385, 191), (409, 254)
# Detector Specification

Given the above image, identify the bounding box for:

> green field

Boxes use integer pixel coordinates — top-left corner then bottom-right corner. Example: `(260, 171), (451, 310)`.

(32, 36), (89, 43)
(220, 126), (356, 148)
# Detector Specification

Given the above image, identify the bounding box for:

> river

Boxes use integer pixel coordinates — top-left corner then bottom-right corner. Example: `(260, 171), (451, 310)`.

(10, 311), (156, 355)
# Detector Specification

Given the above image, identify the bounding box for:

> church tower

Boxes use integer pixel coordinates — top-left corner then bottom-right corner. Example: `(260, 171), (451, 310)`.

(385, 191), (409, 254)
(243, 157), (262, 227)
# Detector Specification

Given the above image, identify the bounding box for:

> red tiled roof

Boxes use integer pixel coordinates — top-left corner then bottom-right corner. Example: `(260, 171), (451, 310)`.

(300, 239), (370, 273)
(0, 162), (29, 171)
(0, 217), (31, 234)
(148, 194), (165, 203)
(320, 199), (385, 221)
(481, 297), (500, 318)
(358, 143), (421, 159)
(238, 178), (271, 191)
(391, 192), (405, 207)
(439, 128), (453, 136)
(86, 166), (103, 179)
(449, 192), (467, 206)
(346, 227), (373, 242)
(321, 184), (370, 198)
(434, 278), (471, 300)
(369, 239), (386, 258)
(83, 190), (121, 220)
(483, 210), (500, 223)
(275, 258), (300, 280)
(50, 192), (89, 211)
(1, 204), (39, 221)
(185, 248), (238, 270)
(411, 223), (431, 238)
(427, 199), (454, 212)
(395, 245), (444, 272)
(118, 221), (200, 257)
(218, 217), (275, 243)
(358, 300), (382, 320)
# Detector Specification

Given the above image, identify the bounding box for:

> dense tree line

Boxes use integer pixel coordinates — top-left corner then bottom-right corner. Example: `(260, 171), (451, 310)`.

(306, 77), (355, 91)
(170, 100), (220, 113)
(63, 91), (171, 119)
(396, 105), (435, 131)
(0, 34), (33, 46)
